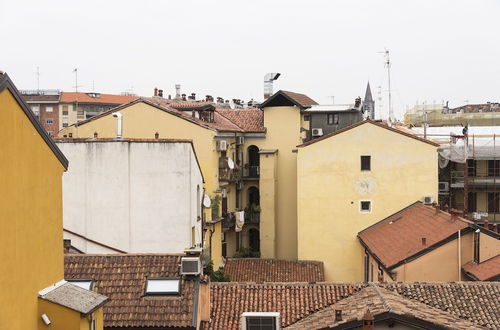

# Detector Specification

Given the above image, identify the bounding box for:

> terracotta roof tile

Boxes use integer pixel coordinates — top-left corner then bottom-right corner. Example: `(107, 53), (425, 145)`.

(224, 258), (324, 282)
(280, 90), (318, 108)
(64, 254), (196, 328)
(207, 283), (362, 330)
(463, 254), (500, 281)
(60, 92), (138, 104)
(286, 284), (488, 330)
(216, 108), (265, 133)
(358, 202), (470, 269)
(208, 282), (500, 330)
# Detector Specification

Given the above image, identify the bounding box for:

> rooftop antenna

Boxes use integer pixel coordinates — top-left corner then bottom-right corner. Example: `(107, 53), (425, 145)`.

(328, 95), (335, 104)
(264, 73), (281, 99)
(379, 49), (393, 122)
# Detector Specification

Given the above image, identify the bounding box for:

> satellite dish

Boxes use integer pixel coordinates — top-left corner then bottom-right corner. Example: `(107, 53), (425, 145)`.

(203, 194), (211, 208)
(227, 158), (235, 169)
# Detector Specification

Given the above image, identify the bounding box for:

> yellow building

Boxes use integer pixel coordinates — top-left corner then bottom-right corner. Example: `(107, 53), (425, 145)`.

(0, 72), (107, 330)
(297, 120), (439, 281)
(358, 201), (500, 282)
(58, 98), (267, 267)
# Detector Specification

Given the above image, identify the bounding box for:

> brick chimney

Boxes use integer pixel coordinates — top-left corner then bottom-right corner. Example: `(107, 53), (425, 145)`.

(63, 239), (71, 254)
(154, 87), (158, 97)
(94, 132), (98, 138)
(362, 309), (374, 330)
(421, 237), (427, 246)
(181, 93), (187, 101)
(155, 132), (159, 139)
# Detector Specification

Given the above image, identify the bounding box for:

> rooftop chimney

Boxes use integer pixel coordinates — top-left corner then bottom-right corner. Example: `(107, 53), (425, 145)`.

(190, 93), (196, 100)
(264, 72), (281, 99)
(362, 309), (374, 330)
(175, 84), (181, 99)
(168, 94), (172, 100)
(182, 93), (187, 101)
(158, 89), (163, 98)
(421, 237), (427, 246)
(155, 132), (159, 139)
(94, 132), (98, 138)
(334, 310), (342, 322)
(112, 112), (123, 139)
(154, 87), (158, 97)
(355, 96), (362, 108)
(63, 239), (71, 254)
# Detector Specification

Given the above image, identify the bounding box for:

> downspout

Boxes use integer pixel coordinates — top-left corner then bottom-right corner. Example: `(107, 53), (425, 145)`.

(112, 112), (123, 139)
(458, 230), (461, 281)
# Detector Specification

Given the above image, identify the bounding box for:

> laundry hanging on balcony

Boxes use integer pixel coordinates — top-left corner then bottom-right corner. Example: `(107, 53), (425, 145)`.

(235, 211), (245, 232)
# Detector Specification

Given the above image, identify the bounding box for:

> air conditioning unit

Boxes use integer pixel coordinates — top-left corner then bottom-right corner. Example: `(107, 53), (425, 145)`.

(423, 196), (434, 205)
(216, 140), (227, 151)
(236, 136), (245, 145)
(438, 182), (449, 194)
(180, 257), (201, 275)
(312, 128), (323, 137)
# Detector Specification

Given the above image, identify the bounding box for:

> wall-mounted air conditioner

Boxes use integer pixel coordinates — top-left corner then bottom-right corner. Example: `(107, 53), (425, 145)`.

(180, 257), (201, 276)
(236, 136), (245, 145)
(438, 182), (449, 194)
(312, 128), (323, 137)
(217, 140), (228, 151)
(423, 196), (434, 205)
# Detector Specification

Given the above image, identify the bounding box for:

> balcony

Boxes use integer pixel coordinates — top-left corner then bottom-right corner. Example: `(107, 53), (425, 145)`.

(219, 157), (241, 184)
(243, 165), (260, 179)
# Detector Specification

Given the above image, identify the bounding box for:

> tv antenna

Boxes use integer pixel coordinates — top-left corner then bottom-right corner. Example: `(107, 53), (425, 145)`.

(328, 95), (335, 104)
(379, 49), (393, 122)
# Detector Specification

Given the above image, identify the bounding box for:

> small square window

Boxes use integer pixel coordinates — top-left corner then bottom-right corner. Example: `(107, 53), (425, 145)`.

(46, 106), (53, 112)
(145, 278), (180, 295)
(360, 201), (371, 212)
(361, 156), (371, 171)
(303, 114), (310, 121)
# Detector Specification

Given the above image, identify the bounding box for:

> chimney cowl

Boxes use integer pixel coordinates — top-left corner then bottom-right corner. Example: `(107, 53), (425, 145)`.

(158, 89), (163, 98)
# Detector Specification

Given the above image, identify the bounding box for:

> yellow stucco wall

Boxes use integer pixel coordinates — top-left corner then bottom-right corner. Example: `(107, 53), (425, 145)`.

(297, 122), (438, 282)
(0, 89), (66, 330)
(58, 102), (224, 266)
(392, 232), (473, 282)
(38, 299), (104, 330)
(252, 106), (302, 259)
(479, 232), (500, 262)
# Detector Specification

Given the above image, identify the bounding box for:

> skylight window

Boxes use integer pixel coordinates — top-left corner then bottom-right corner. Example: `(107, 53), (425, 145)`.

(145, 278), (180, 295)
(67, 279), (94, 291)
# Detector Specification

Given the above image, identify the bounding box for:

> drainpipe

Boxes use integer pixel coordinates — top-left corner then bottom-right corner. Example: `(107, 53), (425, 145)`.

(458, 230), (461, 281)
(112, 112), (123, 139)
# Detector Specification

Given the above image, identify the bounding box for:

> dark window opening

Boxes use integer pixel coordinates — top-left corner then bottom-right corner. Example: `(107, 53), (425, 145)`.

(488, 160), (500, 176)
(488, 192), (499, 213)
(303, 114), (310, 121)
(327, 113), (339, 125)
(361, 201), (371, 212)
(468, 192), (477, 212)
(361, 156), (371, 171)
(467, 159), (476, 176)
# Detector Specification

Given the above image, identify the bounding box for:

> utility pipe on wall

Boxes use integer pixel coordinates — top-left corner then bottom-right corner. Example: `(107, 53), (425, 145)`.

(458, 230), (461, 281)
(112, 112), (123, 139)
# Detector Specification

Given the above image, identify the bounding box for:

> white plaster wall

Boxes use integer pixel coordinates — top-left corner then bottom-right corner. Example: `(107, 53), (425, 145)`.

(58, 141), (203, 253)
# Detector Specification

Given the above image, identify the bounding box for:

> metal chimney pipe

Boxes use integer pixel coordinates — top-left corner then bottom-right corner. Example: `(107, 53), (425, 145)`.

(112, 112), (123, 139)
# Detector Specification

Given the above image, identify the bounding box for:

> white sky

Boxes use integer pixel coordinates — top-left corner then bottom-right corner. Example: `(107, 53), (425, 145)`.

(2, 0), (499, 120)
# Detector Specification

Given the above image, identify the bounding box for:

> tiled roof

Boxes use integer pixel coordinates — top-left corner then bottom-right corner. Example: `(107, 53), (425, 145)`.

(224, 258), (325, 282)
(298, 120), (440, 147)
(216, 108), (265, 133)
(385, 282), (500, 329)
(60, 92), (138, 104)
(206, 283), (362, 330)
(259, 90), (318, 109)
(358, 202), (470, 269)
(39, 282), (109, 315)
(463, 254), (500, 281)
(286, 285), (487, 330)
(207, 282), (500, 330)
(64, 254), (197, 328)
(280, 90), (318, 108)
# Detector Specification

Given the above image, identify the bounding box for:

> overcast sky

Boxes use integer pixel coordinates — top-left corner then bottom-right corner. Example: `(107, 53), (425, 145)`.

(2, 0), (499, 119)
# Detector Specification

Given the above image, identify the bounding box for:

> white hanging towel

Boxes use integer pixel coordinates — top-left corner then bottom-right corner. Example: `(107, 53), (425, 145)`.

(235, 211), (245, 232)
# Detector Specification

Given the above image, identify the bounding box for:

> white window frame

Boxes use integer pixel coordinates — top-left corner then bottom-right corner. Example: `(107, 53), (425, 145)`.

(360, 200), (372, 213)
(145, 277), (181, 295)
(67, 279), (94, 290)
(241, 312), (280, 330)
(46, 106), (53, 112)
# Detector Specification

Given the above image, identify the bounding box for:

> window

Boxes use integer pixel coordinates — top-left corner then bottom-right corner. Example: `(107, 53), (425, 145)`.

(145, 278), (180, 295)
(360, 201), (371, 212)
(488, 160), (500, 176)
(361, 156), (371, 171)
(67, 279), (94, 290)
(45, 106), (53, 112)
(46, 119), (54, 124)
(31, 105), (40, 115)
(467, 159), (476, 176)
(303, 114), (310, 121)
(488, 192), (499, 213)
(327, 113), (339, 125)
(242, 312), (279, 330)
(468, 192), (477, 212)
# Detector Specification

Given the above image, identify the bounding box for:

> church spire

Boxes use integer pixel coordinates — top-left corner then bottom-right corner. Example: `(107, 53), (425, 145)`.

(363, 81), (375, 119)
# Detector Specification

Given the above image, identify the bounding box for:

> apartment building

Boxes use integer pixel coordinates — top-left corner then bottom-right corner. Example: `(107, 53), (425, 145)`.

(20, 89), (61, 135)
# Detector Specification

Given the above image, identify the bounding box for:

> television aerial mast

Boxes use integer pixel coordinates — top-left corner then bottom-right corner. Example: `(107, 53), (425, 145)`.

(379, 49), (393, 122)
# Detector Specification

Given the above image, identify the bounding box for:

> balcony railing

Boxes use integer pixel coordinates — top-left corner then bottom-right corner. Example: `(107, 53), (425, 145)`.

(451, 170), (500, 188)
(243, 165), (260, 179)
